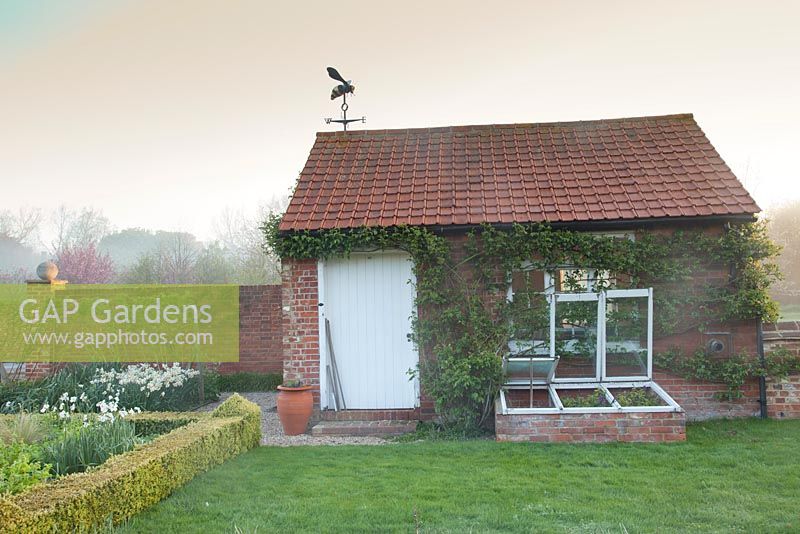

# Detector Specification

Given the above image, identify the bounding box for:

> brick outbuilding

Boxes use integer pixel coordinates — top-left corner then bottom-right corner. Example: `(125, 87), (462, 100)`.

(278, 114), (768, 440)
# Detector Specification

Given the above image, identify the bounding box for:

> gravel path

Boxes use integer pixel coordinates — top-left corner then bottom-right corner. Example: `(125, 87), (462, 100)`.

(198, 392), (388, 447)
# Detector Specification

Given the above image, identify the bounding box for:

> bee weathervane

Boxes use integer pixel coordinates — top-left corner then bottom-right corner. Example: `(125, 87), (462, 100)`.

(324, 66), (365, 131)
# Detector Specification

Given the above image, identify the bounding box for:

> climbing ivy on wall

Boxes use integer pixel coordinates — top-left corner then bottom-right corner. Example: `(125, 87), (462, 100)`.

(263, 215), (783, 431)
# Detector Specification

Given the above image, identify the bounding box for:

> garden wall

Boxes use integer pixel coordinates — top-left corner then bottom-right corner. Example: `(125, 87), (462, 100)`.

(217, 284), (283, 375)
(766, 375), (800, 419)
(22, 285), (284, 380)
(764, 321), (800, 419)
(763, 321), (800, 358)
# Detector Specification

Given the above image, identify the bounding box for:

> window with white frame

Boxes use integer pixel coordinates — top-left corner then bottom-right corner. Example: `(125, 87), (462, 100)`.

(548, 268), (616, 293)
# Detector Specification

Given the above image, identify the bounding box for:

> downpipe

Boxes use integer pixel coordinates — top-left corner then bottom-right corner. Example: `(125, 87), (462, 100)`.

(757, 318), (768, 419)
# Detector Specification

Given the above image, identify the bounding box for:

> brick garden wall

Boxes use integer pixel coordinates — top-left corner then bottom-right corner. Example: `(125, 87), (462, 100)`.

(764, 321), (800, 419)
(763, 321), (800, 358)
(766, 376), (800, 419)
(216, 285), (283, 375)
(20, 363), (52, 381)
(593, 321), (800, 422)
(22, 284), (285, 380)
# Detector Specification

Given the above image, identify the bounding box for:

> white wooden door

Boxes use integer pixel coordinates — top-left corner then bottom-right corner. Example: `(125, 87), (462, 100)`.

(320, 251), (418, 409)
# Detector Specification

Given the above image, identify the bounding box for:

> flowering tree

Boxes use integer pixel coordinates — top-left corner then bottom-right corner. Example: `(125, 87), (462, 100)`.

(56, 243), (115, 284)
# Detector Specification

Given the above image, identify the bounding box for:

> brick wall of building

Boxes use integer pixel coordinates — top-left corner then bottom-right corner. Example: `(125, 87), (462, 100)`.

(653, 371), (760, 420)
(281, 259), (321, 404)
(280, 223), (777, 422)
(446, 223), (764, 423)
(652, 320), (758, 360)
(320, 408), (421, 421)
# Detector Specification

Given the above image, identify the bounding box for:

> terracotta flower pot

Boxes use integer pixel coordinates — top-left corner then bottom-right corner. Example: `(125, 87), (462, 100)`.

(276, 385), (313, 435)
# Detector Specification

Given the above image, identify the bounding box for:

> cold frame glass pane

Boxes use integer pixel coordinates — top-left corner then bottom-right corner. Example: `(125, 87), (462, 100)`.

(554, 298), (598, 379)
(605, 295), (649, 378)
(508, 270), (550, 358)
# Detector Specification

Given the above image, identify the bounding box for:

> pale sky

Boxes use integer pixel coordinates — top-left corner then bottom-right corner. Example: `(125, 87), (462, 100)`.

(1, 0), (798, 241)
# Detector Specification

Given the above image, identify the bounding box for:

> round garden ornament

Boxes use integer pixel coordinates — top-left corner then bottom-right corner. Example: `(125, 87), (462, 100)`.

(276, 382), (314, 435)
(36, 260), (59, 281)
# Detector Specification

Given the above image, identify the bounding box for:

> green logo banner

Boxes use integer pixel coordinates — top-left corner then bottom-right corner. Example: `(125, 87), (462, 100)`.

(0, 285), (239, 362)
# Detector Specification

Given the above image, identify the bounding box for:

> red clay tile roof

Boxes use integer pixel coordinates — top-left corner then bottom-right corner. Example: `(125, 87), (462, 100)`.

(280, 114), (759, 232)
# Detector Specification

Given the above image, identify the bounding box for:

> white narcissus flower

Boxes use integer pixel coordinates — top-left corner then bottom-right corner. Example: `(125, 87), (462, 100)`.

(98, 412), (114, 423)
(89, 363), (198, 414)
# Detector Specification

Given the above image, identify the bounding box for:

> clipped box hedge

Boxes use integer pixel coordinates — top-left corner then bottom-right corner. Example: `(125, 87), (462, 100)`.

(0, 394), (261, 532)
(128, 411), (204, 436)
(218, 371), (282, 392)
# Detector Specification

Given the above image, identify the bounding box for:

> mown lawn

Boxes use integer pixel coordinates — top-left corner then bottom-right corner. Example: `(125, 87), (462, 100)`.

(120, 419), (800, 533)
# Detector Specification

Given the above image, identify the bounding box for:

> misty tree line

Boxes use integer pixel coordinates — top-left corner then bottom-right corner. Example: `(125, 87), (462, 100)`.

(769, 201), (800, 304)
(0, 201), (286, 285)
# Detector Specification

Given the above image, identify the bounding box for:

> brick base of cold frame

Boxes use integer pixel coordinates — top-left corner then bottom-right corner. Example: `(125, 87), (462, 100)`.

(494, 409), (687, 443)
